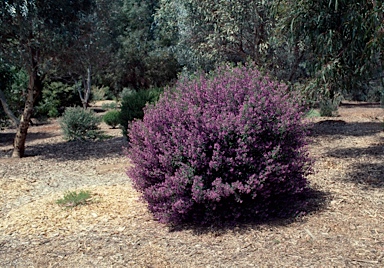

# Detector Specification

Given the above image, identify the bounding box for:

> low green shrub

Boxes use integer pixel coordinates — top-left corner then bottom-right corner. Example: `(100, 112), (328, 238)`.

(35, 82), (82, 118)
(101, 102), (119, 110)
(103, 110), (120, 128)
(305, 109), (321, 118)
(60, 107), (102, 141)
(119, 88), (163, 138)
(119, 87), (134, 100)
(319, 99), (338, 117)
(56, 190), (91, 207)
(91, 86), (113, 101)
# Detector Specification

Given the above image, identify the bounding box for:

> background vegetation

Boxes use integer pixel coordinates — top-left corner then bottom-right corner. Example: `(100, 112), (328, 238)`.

(0, 0), (383, 153)
(1, 0), (383, 227)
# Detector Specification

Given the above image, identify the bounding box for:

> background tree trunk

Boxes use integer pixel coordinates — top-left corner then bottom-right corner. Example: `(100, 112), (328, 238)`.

(83, 66), (92, 109)
(77, 66), (92, 109)
(12, 67), (42, 158)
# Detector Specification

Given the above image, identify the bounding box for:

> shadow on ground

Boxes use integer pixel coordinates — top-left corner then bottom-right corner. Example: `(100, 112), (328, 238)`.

(0, 136), (127, 161)
(327, 143), (383, 158)
(345, 162), (384, 188)
(326, 143), (384, 188)
(339, 102), (381, 108)
(168, 187), (330, 235)
(309, 121), (383, 138)
(0, 132), (59, 147)
(22, 136), (128, 161)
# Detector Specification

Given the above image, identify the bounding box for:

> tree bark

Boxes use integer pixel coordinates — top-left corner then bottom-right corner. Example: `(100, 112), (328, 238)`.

(84, 66), (91, 109)
(0, 88), (20, 127)
(12, 53), (42, 158)
(77, 66), (92, 109)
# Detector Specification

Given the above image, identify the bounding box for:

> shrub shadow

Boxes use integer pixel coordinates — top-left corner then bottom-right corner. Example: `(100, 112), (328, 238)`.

(0, 132), (58, 146)
(90, 108), (106, 113)
(21, 136), (128, 161)
(327, 143), (383, 159)
(340, 102), (381, 108)
(345, 162), (384, 188)
(309, 121), (383, 138)
(168, 187), (330, 235)
(327, 144), (384, 188)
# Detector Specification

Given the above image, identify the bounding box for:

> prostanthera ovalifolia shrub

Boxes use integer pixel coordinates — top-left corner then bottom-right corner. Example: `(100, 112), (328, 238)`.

(127, 64), (312, 225)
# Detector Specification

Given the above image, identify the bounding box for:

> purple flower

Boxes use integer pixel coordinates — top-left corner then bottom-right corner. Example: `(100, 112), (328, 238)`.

(126, 63), (312, 224)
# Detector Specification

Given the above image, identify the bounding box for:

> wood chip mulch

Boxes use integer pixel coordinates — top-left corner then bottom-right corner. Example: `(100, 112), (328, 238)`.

(0, 102), (383, 267)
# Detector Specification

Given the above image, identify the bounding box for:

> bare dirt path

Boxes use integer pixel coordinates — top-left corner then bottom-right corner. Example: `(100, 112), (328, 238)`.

(0, 103), (383, 267)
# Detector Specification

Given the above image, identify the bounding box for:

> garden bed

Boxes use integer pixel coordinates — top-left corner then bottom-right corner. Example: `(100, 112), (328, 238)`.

(0, 102), (383, 267)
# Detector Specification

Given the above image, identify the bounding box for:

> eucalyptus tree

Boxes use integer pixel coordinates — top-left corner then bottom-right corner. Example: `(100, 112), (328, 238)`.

(111, 0), (179, 90)
(0, 0), (94, 158)
(280, 0), (384, 104)
(155, 0), (277, 72)
(58, 0), (115, 108)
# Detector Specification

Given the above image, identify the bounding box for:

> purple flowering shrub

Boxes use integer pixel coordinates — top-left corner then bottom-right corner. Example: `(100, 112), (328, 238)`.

(127, 65), (312, 225)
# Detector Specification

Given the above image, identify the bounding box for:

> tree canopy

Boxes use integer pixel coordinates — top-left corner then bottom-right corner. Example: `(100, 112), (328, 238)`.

(279, 0), (384, 103)
(0, 0), (95, 157)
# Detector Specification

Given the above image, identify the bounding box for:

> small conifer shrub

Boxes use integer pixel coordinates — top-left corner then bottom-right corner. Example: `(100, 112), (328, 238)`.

(119, 88), (163, 138)
(127, 65), (312, 225)
(60, 107), (102, 141)
(103, 110), (120, 128)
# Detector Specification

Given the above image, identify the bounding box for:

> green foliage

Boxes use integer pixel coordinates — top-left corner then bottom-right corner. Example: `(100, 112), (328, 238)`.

(0, 62), (14, 122)
(155, 0), (275, 72)
(91, 86), (113, 101)
(119, 88), (163, 138)
(35, 82), (82, 118)
(119, 88), (134, 99)
(56, 190), (92, 208)
(101, 101), (119, 110)
(350, 78), (384, 103)
(305, 109), (321, 118)
(2, 0), (382, 122)
(0, 63), (27, 127)
(2, 67), (28, 118)
(103, 110), (120, 128)
(365, 86), (383, 103)
(60, 107), (103, 141)
(319, 100), (339, 117)
(0, 62), (13, 89)
(280, 0), (384, 104)
(0, 0), (99, 157)
(111, 0), (179, 89)
(0, 0), (95, 71)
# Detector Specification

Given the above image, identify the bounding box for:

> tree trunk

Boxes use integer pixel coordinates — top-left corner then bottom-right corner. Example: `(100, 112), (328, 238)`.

(84, 66), (91, 109)
(0, 88), (20, 127)
(12, 65), (42, 158)
(78, 66), (92, 109)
